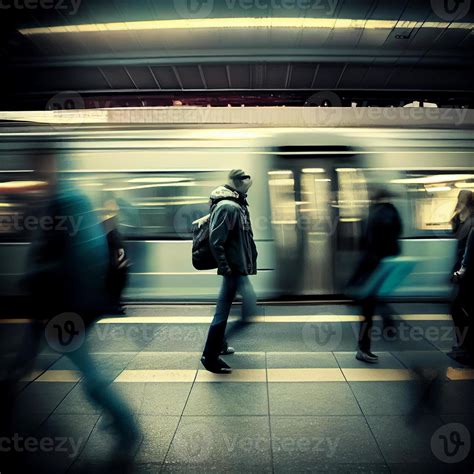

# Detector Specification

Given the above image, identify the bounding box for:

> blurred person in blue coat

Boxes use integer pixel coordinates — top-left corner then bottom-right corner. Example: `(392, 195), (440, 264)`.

(21, 152), (140, 466)
(347, 188), (403, 363)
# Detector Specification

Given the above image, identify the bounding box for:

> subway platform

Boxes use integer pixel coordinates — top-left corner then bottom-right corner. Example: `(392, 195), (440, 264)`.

(1, 303), (473, 474)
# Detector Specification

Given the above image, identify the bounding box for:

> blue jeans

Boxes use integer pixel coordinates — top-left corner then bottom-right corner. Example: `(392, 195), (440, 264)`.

(203, 275), (257, 358)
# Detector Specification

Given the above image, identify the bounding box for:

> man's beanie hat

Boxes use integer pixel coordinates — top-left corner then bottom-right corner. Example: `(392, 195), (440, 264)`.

(228, 169), (248, 180)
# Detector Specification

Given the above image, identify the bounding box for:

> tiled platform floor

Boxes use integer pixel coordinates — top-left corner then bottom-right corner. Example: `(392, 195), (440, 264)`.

(1, 303), (473, 473)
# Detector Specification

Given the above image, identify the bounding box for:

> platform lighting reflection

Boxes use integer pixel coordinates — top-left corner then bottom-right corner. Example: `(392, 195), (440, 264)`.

(104, 182), (196, 192)
(455, 182), (474, 188)
(18, 18), (474, 36)
(127, 177), (192, 184)
(425, 186), (452, 193)
(391, 175), (474, 184)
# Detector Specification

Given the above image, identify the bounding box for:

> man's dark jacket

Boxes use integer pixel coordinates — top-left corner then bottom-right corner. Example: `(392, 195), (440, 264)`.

(348, 201), (402, 288)
(208, 185), (258, 276)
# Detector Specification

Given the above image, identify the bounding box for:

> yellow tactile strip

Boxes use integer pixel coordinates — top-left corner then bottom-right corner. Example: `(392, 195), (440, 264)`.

(446, 367), (474, 381)
(24, 367), (474, 383)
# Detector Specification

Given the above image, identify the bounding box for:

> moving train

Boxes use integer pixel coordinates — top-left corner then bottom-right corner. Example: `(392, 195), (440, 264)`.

(0, 124), (473, 301)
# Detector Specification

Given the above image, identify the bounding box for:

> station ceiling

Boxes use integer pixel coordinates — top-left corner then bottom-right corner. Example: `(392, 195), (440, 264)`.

(1, 0), (473, 109)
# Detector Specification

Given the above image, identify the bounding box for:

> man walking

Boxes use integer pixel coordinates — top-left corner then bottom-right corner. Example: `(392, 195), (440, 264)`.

(348, 188), (402, 363)
(201, 169), (258, 374)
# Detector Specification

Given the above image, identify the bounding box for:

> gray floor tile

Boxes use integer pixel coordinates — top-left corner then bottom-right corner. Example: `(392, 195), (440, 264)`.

(139, 383), (192, 415)
(162, 464), (270, 473)
(366, 415), (445, 464)
(32, 353), (63, 370)
(143, 325), (207, 352)
(274, 463), (390, 473)
(74, 414), (139, 463)
(114, 382), (147, 413)
(391, 350), (464, 370)
(268, 382), (361, 416)
(54, 383), (101, 415)
(184, 382), (268, 416)
(126, 352), (200, 370)
(334, 351), (405, 369)
(134, 415), (180, 464)
(267, 352), (338, 368)
(349, 381), (434, 416)
(26, 413), (99, 474)
(15, 382), (77, 414)
(388, 463), (472, 474)
(164, 416), (272, 469)
(270, 416), (384, 468)
(221, 352), (266, 369)
(435, 381), (474, 415)
(51, 352), (136, 373)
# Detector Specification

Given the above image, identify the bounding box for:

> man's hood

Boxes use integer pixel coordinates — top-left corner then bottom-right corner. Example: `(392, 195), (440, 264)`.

(210, 185), (240, 202)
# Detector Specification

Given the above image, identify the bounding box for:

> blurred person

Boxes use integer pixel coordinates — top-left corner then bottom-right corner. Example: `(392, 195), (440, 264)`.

(347, 188), (403, 363)
(102, 196), (130, 315)
(200, 169), (258, 374)
(450, 189), (474, 271)
(449, 189), (474, 359)
(21, 153), (140, 465)
(450, 227), (474, 364)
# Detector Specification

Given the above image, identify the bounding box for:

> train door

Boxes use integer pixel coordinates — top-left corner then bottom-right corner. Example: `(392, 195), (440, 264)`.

(333, 168), (369, 291)
(268, 157), (337, 296)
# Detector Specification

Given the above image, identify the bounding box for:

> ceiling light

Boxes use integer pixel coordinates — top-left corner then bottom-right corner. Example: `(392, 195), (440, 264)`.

(18, 18), (473, 36)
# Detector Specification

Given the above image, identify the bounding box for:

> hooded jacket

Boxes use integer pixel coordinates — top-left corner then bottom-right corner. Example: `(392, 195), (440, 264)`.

(208, 185), (258, 276)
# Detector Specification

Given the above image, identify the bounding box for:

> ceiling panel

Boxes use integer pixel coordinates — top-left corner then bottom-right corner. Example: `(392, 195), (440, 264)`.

(101, 66), (136, 89)
(228, 64), (251, 89)
(362, 65), (396, 88)
(151, 66), (179, 89)
(289, 64), (316, 89)
(265, 64), (289, 89)
(313, 64), (346, 88)
(338, 65), (368, 88)
(176, 66), (205, 89)
(201, 65), (229, 89)
(126, 66), (158, 89)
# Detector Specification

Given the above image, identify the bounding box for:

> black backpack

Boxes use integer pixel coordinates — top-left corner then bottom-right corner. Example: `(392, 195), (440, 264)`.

(192, 214), (217, 270)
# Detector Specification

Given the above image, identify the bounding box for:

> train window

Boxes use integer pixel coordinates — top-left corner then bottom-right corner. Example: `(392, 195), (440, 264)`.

(336, 168), (369, 222)
(391, 172), (474, 235)
(0, 175), (48, 241)
(268, 170), (297, 226)
(75, 170), (228, 239)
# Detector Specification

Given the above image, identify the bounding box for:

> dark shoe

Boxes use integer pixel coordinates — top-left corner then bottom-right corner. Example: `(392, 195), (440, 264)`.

(220, 343), (235, 355)
(356, 350), (379, 364)
(200, 356), (232, 374)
